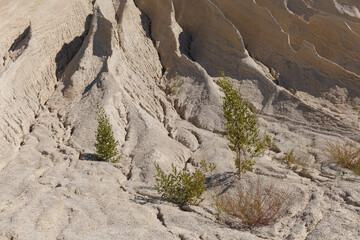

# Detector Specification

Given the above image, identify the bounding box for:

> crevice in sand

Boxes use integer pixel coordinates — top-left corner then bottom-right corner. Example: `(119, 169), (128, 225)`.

(138, 8), (166, 76)
(156, 207), (167, 227)
(55, 14), (93, 80)
(178, 31), (194, 61)
(8, 24), (31, 61)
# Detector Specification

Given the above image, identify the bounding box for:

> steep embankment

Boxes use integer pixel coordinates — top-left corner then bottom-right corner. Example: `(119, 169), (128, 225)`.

(0, 0), (359, 239)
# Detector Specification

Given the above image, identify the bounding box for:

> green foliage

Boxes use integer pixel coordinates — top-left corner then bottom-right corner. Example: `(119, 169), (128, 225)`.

(264, 133), (272, 149)
(94, 104), (120, 163)
(199, 160), (217, 174)
(284, 149), (296, 165)
(167, 79), (184, 95)
(263, 132), (281, 153)
(209, 192), (225, 221)
(283, 149), (314, 175)
(218, 72), (264, 177)
(155, 160), (216, 206)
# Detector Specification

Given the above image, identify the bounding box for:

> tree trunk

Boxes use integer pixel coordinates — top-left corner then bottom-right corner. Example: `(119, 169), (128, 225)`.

(238, 146), (242, 178)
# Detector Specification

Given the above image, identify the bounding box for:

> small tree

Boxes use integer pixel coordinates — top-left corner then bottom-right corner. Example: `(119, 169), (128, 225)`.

(94, 104), (120, 163)
(218, 73), (264, 177)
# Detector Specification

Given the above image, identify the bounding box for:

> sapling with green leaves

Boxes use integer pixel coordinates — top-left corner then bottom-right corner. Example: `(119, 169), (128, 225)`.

(94, 104), (121, 163)
(218, 73), (264, 177)
(154, 160), (216, 206)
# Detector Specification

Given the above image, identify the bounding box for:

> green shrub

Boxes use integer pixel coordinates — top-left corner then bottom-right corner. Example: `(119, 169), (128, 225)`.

(284, 149), (296, 165)
(283, 149), (313, 175)
(155, 160), (216, 206)
(209, 191), (225, 221)
(264, 132), (272, 149)
(94, 104), (121, 163)
(166, 79), (184, 95)
(218, 73), (265, 177)
(264, 132), (281, 153)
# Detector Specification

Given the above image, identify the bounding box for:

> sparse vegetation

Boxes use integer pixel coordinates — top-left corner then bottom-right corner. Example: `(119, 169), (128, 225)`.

(94, 104), (121, 163)
(219, 179), (293, 227)
(264, 132), (281, 153)
(283, 149), (313, 175)
(264, 132), (272, 149)
(218, 73), (265, 177)
(155, 160), (216, 206)
(166, 79), (184, 95)
(210, 192), (224, 221)
(336, 170), (346, 180)
(284, 149), (296, 165)
(325, 141), (360, 176)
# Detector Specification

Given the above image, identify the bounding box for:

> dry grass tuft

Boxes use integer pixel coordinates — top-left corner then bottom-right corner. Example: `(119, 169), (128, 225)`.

(220, 179), (293, 227)
(325, 141), (360, 176)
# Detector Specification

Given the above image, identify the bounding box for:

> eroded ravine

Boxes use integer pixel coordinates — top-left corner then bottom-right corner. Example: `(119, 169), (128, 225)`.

(0, 0), (359, 239)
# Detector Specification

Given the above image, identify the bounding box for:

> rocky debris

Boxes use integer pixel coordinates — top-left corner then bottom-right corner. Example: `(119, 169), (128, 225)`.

(0, 0), (359, 239)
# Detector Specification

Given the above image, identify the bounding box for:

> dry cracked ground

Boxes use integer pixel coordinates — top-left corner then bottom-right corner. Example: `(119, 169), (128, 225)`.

(0, 0), (360, 239)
